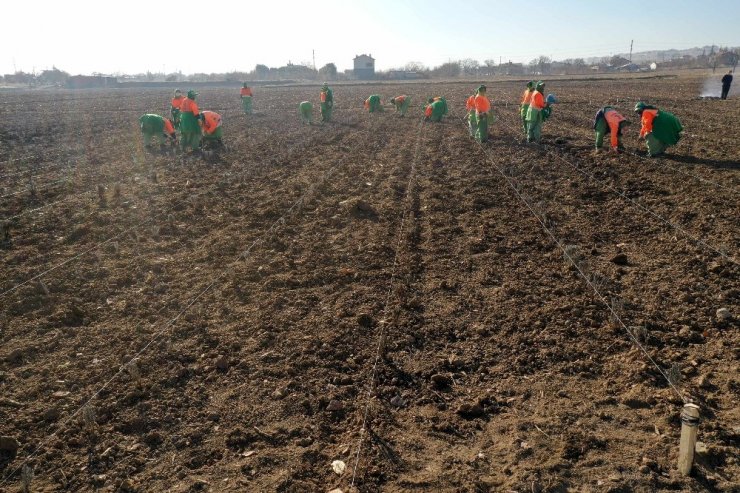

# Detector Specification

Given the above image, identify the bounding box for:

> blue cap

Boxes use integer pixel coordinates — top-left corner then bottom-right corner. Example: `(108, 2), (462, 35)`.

(546, 93), (559, 104)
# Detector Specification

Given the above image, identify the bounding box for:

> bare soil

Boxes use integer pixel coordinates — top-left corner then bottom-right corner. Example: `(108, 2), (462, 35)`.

(1, 74), (738, 492)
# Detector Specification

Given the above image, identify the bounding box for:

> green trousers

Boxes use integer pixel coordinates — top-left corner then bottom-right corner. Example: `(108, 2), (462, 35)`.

(520, 104), (529, 135)
(202, 127), (223, 141)
(395, 98), (411, 116)
(526, 107), (543, 143)
(242, 96), (253, 114)
(321, 102), (332, 122)
(645, 133), (668, 156)
(475, 112), (489, 143)
(468, 111), (477, 136)
(368, 97), (382, 113)
(300, 102), (313, 124)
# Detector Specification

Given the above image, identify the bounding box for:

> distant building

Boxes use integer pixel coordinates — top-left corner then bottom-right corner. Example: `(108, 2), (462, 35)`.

(387, 70), (425, 80)
(353, 54), (375, 80)
(67, 75), (118, 89)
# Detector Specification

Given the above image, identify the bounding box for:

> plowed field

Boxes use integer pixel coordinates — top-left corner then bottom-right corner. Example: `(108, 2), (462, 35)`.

(1, 74), (738, 492)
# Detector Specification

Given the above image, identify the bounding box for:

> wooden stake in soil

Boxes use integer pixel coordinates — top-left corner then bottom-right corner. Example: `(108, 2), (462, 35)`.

(678, 403), (700, 476)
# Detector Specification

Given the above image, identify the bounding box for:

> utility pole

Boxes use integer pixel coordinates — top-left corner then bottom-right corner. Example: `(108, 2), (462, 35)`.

(313, 49), (316, 70)
(629, 39), (633, 63)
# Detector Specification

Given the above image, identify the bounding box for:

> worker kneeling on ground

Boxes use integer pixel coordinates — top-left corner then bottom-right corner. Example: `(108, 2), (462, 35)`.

(200, 110), (224, 150)
(364, 94), (382, 113)
(180, 90), (203, 153)
(139, 114), (176, 150)
(171, 89), (184, 129)
(320, 83), (333, 122)
(390, 95), (411, 116)
(593, 106), (630, 153)
(634, 102), (683, 157)
(299, 101), (313, 125)
(424, 97), (448, 122)
(473, 85), (492, 143)
(240, 83), (254, 114)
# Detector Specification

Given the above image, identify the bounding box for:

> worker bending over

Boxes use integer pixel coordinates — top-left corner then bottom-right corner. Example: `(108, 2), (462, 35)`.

(364, 94), (382, 113)
(200, 110), (224, 148)
(634, 102), (683, 157)
(390, 95), (411, 116)
(299, 101), (313, 125)
(593, 106), (629, 152)
(139, 114), (176, 149)
(424, 97), (447, 122)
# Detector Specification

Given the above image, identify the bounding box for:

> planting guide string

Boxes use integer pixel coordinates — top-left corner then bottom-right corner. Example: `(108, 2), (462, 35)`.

(350, 117), (426, 487)
(0, 114), (334, 295)
(495, 118), (738, 266)
(466, 122), (687, 405)
(0, 116), (364, 488)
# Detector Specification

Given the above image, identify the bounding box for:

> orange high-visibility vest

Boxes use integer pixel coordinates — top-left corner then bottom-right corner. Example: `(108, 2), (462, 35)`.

(181, 98), (199, 115)
(604, 110), (626, 148)
(473, 94), (490, 114)
(163, 119), (175, 135)
(320, 91), (327, 102)
(530, 91), (545, 110)
(466, 95), (475, 111)
(240, 87), (253, 97)
(171, 96), (184, 109)
(424, 105), (433, 117)
(394, 95), (406, 104)
(201, 111), (222, 135)
(640, 109), (658, 138)
(521, 89), (532, 105)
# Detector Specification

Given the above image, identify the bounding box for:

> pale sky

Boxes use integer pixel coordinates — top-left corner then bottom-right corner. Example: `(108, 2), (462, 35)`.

(4, 0), (739, 75)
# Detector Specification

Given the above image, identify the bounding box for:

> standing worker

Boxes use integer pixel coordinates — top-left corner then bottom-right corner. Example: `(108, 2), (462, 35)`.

(320, 83), (333, 122)
(171, 89), (184, 129)
(465, 92), (477, 136)
(200, 110), (224, 149)
(139, 114), (176, 149)
(519, 81), (535, 136)
(593, 106), (630, 153)
(390, 95), (411, 116)
(364, 94), (382, 113)
(634, 102), (683, 157)
(721, 70), (733, 100)
(473, 85), (492, 143)
(180, 90), (202, 153)
(299, 101), (313, 125)
(240, 83), (254, 114)
(525, 81), (548, 143)
(424, 97), (448, 122)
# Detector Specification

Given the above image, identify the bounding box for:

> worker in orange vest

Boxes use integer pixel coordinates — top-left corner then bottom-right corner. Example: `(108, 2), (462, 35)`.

(519, 81), (534, 136)
(390, 95), (411, 116)
(593, 106), (630, 152)
(473, 85), (492, 143)
(200, 110), (224, 149)
(240, 83), (253, 114)
(525, 81), (548, 143)
(180, 90), (202, 153)
(465, 92), (477, 136)
(634, 102), (683, 157)
(171, 89), (185, 129)
(320, 83), (333, 122)
(139, 114), (176, 150)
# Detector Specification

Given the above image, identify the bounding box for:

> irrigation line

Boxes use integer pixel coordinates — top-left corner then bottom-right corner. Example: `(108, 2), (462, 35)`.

(350, 117), (426, 487)
(0, 120), (363, 488)
(0, 113), (336, 295)
(498, 119), (738, 265)
(469, 126), (687, 404)
(0, 155), (344, 486)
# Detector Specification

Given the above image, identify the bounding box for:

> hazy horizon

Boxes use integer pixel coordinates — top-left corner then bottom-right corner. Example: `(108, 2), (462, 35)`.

(5, 0), (739, 76)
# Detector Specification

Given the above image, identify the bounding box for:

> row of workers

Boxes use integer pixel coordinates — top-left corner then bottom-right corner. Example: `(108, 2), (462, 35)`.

(141, 90), (223, 152)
